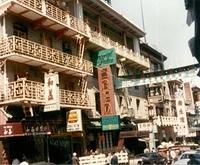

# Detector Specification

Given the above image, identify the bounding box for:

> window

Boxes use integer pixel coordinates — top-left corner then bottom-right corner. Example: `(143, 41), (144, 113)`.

(62, 41), (72, 54)
(13, 23), (27, 39)
(135, 86), (139, 90)
(95, 92), (100, 114)
(136, 99), (140, 110)
(41, 33), (52, 47)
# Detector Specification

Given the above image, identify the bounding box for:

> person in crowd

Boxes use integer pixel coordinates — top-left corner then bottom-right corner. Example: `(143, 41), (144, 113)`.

(144, 147), (150, 154)
(72, 152), (79, 165)
(106, 152), (112, 165)
(120, 145), (130, 154)
(187, 154), (199, 165)
(110, 151), (118, 165)
(151, 147), (156, 153)
(19, 155), (29, 165)
(12, 158), (20, 165)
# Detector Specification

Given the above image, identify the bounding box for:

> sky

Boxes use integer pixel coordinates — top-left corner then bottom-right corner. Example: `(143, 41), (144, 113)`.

(111, 0), (197, 69)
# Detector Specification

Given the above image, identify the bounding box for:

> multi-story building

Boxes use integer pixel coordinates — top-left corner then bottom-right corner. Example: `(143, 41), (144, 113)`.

(139, 42), (198, 148)
(146, 78), (195, 144)
(0, 0), (151, 163)
(138, 43), (167, 150)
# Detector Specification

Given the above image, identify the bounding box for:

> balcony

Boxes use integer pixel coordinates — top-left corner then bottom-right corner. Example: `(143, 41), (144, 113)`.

(0, 36), (93, 76)
(0, 0), (89, 37)
(89, 30), (150, 70)
(148, 95), (163, 103)
(0, 79), (93, 109)
(156, 116), (178, 126)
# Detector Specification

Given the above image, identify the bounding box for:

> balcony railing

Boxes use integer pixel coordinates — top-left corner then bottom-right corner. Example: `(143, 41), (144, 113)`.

(90, 30), (150, 69)
(0, 0), (88, 36)
(156, 115), (178, 126)
(60, 89), (89, 108)
(0, 79), (45, 104)
(0, 79), (92, 108)
(0, 36), (93, 75)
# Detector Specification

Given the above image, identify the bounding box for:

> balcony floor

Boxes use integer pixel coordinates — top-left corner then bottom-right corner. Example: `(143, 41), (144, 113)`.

(4, 0), (88, 38)
(1, 53), (90, 77)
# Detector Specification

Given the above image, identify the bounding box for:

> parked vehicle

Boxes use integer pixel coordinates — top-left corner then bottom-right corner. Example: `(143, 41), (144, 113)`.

(131, 152), (167, 165)
(173, 150), (200, 165)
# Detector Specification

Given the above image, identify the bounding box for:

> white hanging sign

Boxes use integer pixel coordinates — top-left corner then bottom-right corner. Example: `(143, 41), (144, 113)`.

(67, 109), (83, 132)
(44, 72), (60, 112)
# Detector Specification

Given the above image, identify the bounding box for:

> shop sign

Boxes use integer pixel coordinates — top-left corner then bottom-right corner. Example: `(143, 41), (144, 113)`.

(66, 109), (83, 132)
(24, 122), (51, 135)
(138, 122), (152, 131)
(119, 131), (149, 138)
(175, 99), (189, 136)
(98, 66), (116, 116)
(44, 72), (60, 112)
(91, 48), (116, 68)
(0, 123), (24, 137)
(101, 115), (120, 131)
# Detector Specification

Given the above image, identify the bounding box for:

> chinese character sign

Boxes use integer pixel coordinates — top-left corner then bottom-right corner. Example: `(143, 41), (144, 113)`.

(175, 99), (189, 136)
(44, 72), (60, 112)
(0, 123), (23, 137)
(98, 66), (116, 116)
(91, 48), (116, 68)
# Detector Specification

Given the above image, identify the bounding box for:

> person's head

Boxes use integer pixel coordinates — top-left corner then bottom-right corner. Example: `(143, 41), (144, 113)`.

(112, 151), (115, 155)
(189, 154), (195, 160)
(73, 152), (77, 157)
(22, 154), (27, 161)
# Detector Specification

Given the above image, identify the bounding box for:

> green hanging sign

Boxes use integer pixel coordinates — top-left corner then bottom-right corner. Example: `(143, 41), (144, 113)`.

(91, 48), (116, 68)
(101, 115), (120, 131)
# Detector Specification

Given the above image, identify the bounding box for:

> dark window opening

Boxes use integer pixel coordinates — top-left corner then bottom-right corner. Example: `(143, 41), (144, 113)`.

(13, 23), (28, 39)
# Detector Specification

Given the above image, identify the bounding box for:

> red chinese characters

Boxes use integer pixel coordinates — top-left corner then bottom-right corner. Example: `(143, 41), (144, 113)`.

(98, 66), (116, 116)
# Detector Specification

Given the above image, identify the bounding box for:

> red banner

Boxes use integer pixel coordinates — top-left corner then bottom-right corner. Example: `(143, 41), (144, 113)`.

(98, 66), (115, 116)
(0, 123), (24, 137)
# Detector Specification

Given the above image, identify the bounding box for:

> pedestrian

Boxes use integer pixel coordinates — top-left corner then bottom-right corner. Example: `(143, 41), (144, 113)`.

(19, 156), (29, 165)
(106, 152), (112, 165)
(152, 147), (156, 153)
(72, 152), (79, 165)
(12, 158), (20, 165)
(187, 154), (199, 165)
(110, 151), (118, 165)
(144, 147), (150, 154)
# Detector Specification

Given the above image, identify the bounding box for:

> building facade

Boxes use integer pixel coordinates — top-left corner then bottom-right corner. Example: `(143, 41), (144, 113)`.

(0, 0), (152, 163)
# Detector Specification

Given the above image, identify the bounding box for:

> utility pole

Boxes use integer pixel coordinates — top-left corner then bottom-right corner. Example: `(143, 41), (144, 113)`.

(140, 0), (146, 43)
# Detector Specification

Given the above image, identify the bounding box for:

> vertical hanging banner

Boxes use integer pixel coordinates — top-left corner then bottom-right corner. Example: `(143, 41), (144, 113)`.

(174, 98), (189, 136)
(66, 109), (83, 132)
(98, 66), (116, 116)
(92, 48), (119, 131)
(44, 72), (60, 112)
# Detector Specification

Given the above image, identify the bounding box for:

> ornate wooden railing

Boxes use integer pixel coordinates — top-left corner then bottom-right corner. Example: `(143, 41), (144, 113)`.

(90, 30), (150, 69)
(60, 89), (90, 107)
(45, 2), (87, 34)
(0, 0), (88, 35)
(0, 79), (91, 108)
(0, 36), (93, 75)
(0, 78), (45, 103)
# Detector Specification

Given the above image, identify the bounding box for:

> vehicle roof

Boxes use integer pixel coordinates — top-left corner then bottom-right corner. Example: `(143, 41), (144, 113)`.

(182, 150), (199, 154)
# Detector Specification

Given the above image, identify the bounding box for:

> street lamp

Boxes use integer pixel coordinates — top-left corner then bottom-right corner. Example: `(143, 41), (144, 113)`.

(148, 105), (156, 152)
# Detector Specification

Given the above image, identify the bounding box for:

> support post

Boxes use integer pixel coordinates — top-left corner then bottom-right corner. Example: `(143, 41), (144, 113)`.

(46, 135), (50, 163)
